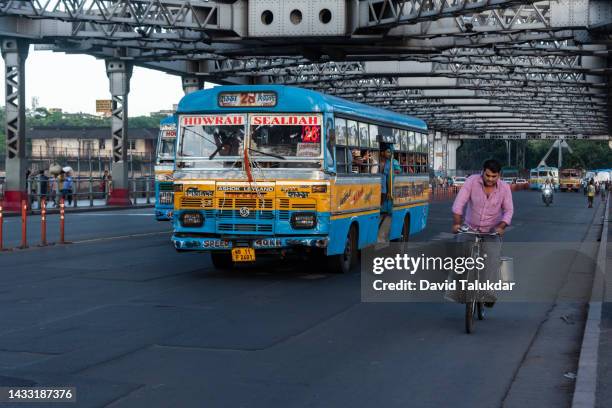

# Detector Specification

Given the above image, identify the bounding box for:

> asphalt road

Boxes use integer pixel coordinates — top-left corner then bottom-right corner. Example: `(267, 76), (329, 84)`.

(0, 190), (603, 408)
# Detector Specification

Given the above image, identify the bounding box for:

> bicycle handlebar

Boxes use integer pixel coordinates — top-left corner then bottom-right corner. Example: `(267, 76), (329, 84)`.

(456, 226), (499, 237)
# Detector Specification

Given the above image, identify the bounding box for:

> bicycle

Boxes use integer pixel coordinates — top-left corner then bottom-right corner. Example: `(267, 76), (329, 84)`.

(456, 227), (501, 334)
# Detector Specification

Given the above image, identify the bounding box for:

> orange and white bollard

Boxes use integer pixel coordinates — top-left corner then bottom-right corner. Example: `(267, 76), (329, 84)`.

(59, 198), (65, 244)
(0, 203), (3, 251)
(40, 199), (47, 246)
(20, 199), (27, 249)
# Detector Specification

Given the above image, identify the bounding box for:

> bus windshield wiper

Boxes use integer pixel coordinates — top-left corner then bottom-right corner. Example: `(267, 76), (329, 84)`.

(248, 148), (286, 160)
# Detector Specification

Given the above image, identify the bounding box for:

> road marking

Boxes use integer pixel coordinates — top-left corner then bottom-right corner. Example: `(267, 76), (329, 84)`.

(73, 231), (171, 244)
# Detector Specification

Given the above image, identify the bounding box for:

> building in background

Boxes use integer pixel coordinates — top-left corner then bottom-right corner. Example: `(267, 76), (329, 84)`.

(27, 126), (158, 159)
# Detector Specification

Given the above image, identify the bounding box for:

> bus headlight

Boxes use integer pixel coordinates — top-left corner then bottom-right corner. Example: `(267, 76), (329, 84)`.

(180, 212), (204, 227)
(291, 212), (317, 229)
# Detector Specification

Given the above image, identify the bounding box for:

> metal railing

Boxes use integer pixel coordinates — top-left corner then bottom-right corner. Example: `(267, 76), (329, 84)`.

(15, 176), (156, 209)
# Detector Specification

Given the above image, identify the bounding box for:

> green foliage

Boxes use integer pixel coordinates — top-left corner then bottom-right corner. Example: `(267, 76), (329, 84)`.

(524, 140), (612, 170)
(456, 139), (508, 170)
(0, 105), (164, 129)
(459, 138), (612, 171)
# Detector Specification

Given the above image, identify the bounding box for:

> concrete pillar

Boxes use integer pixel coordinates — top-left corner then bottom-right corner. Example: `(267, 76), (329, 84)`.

(182, 76), (203, 95)
(447, 140), (461, 172)
(105, 60), (133, 206)
(1, 39), (28, 212)
(431, 132), (447, 173)
(431, 132), (461, 175)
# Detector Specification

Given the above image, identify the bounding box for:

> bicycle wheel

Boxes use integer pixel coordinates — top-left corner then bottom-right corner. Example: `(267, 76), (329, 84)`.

(465, 243), (480, 333)
(465, 299), (476, 334)
(477, 302), (485, 320)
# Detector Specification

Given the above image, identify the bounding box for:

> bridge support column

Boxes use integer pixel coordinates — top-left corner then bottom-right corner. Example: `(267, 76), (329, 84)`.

(182, 76), (203, 95)
(105, 60), (133, 206)
(431, 132), (461, 175)
(1, 39), (28, 212)
(431, 132), (448, 174)
(447, 139), (461, 172)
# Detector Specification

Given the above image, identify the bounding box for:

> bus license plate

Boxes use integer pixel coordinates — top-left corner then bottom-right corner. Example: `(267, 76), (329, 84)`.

(231, 248), (256, 262)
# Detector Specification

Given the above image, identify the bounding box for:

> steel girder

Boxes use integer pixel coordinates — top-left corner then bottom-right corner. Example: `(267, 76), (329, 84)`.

(447, 132), (609, 140)
(0, 0), (605, 57)
(0, 0), (242, 40)
(0, 1), (609, 139)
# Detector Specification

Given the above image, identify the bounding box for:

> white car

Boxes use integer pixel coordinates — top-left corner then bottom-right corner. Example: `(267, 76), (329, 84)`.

(452, 176), (466, 186)
(515, 178), (528, 185)
(502, 177), (515, 184)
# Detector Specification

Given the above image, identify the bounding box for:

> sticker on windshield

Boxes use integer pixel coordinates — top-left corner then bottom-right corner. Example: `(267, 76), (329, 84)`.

(301, 125), (321, 143)
(296, 143), (321, 157)
(251, 115), (320, 126)
(181, 115), (245, 126)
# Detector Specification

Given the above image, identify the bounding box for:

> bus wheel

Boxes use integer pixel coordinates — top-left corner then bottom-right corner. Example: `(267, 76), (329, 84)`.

(211, 251), (233, 270)
(329, 225), (357, 274)
(392, 216), (410, 243)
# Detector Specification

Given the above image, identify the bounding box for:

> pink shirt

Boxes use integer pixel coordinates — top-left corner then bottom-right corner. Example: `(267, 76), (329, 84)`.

(452, 174), (514, 232)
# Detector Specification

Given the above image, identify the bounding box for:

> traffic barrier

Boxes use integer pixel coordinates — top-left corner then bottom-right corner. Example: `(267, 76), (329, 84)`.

(0, 198), (70, 250)
(20, 199), (27, 249)
(40, 199), (47, 247)
(0, 203), (3, 250)
(59, 198), (65, 244)
(429, 185), (461, 202)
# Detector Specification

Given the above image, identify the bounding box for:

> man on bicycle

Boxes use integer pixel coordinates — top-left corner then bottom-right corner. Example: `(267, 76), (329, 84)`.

(451, 159), (514, 306)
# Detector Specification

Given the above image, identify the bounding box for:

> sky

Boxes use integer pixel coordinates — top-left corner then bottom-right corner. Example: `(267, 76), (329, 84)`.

(0, 47), (211, 116)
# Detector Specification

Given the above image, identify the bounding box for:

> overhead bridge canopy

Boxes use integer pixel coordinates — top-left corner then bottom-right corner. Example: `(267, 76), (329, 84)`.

(0, 0), (611, 139)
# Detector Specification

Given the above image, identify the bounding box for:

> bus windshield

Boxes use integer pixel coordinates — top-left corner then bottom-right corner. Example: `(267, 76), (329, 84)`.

(178, 114), (245, 160)
(158, 139), (175, 157)
(561, 170), (580, 178)
(177, 113), (323, 169)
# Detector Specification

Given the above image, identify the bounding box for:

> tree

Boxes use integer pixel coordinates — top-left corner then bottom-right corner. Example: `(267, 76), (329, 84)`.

(456, 139), (508, 170)
(459, 138), (612, 171)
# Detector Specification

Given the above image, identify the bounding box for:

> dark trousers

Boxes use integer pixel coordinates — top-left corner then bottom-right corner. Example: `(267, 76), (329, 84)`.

(61, 189), (73, 205)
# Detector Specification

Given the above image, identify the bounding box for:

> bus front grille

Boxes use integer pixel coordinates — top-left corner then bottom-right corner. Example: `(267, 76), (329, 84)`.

(217, 198), (273, 209)
(218, 223), (273, 233)
(279, 198), (316, 210)
(218, 210), (274, 220)
(158, 192), (174, 205)
(181, 197), (213, 209)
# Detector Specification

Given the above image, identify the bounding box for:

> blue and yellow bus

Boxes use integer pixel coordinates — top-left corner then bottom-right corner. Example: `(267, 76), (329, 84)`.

(154, 115), (177, 220)
(171, 85), (430, 272)
(529, 166), (559, 190)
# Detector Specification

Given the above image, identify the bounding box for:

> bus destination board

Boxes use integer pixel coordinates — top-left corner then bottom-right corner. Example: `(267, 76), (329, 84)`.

(218, 92), (277, 107)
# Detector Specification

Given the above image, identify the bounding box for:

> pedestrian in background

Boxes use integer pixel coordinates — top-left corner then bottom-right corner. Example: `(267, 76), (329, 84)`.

(101, 169), (109, 198)
(61, 170), (73, 206)
(57, 171), (66, 206)
(587, 179), (596, 208)
(37, 170), (48, 204)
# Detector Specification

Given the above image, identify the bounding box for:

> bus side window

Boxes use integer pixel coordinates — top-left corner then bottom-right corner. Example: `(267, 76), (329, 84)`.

(326, 119), (335, 171)
(369, 150), (380, 174)
(335, 117), (349, 174)
(336, 146), (349, 174)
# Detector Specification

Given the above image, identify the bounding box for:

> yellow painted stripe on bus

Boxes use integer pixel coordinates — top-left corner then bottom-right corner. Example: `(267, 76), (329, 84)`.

(330, 209), (380, 220)
(393, 201), (429, 211)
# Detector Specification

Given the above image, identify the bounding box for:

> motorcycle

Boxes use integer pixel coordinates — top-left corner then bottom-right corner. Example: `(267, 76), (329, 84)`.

(542, 186), (553, 206)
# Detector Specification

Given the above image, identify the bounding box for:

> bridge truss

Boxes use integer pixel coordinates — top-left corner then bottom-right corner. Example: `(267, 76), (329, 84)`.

(0, 0), (609, 141)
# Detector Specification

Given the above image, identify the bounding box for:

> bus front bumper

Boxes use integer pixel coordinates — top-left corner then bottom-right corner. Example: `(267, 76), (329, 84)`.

(172, 234), (329, 252)
(155, 208), (173, 220)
